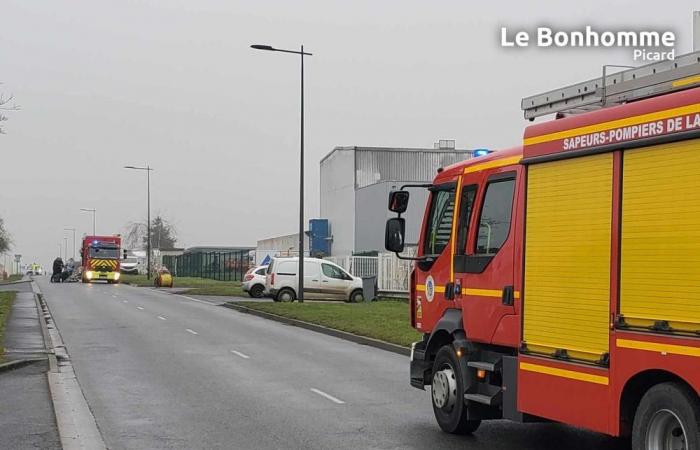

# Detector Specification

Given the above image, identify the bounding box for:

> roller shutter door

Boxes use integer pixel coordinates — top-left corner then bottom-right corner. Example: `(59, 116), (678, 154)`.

(524, 153), (612, 362)
(621, 139), (700, 333)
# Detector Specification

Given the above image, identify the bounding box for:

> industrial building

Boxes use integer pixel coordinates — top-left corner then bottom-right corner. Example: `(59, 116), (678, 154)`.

(320, 142), (473, 256)
(255, 141), (473, 260)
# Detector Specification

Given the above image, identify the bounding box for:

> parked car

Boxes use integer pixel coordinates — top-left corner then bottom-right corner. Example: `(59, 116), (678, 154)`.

(242, 265), (268, 298)
(265, 257), (364, 302)
(120, 257), (139, 275)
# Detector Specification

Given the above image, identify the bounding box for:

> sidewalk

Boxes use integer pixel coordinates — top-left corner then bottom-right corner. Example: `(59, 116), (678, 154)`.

(0, 279), (60, 449)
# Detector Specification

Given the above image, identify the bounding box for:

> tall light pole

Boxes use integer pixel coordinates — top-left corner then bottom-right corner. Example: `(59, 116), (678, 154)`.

(64, 227), (76, 260)
(124, 165), (153, 279)
(251, 43), (312, 302)
(80, 208), (96, 235)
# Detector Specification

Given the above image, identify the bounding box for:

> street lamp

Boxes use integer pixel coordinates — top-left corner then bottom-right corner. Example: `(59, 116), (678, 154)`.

(64, 227), (76, 261)
(251, 43), (312, 302)
(80, 208), (96, 235)
(124, 165), (154, 279)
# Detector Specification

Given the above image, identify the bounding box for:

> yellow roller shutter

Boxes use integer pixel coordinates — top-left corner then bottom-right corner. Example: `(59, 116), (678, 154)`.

(524, 153), (612, 362)
(621, 139), (700, 332)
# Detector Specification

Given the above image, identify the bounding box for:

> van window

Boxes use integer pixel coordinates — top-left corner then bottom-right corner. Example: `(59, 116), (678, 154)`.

(456, 185), (477, 255)
(322, 263), (348, 280)
(304, 261), (320, 277)
(475, 178), (515, 255)
(276, 261), (296, 275)
(423, 187), (456, 256)
(255, 267), (266, 276)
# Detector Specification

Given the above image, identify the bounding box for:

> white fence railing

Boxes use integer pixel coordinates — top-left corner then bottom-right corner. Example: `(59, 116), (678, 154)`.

(326, 252), (414, 296)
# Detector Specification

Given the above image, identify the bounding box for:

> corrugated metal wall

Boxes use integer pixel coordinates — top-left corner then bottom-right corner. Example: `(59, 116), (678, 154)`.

(354, 149), (472, 189)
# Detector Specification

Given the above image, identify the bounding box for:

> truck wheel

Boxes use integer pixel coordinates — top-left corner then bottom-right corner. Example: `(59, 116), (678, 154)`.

(276, 288), (296, 302)
(431, 345), (481, 435)
(632, 382), (700, 450)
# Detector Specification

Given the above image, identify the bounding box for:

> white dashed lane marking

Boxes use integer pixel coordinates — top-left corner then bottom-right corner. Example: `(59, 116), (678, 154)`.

(157, 316), (167, 321)
(136, 306), (144, 310)
(310, 388), (345, 405)
(230, 350), (250, 359)
(185, 329), (198, 335)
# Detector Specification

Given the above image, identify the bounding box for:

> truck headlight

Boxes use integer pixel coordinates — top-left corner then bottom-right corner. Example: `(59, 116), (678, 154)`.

(114, 272), (120, 280)
(86, 271), (94, 280)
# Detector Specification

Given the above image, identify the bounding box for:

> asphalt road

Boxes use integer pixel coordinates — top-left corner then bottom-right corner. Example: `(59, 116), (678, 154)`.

(37, 277), (628, 450)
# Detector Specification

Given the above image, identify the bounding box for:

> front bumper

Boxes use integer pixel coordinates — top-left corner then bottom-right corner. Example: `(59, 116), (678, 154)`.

(410, 339), (431, 390)
(241, 280), (252, 292)
(85, 271), (120, 281)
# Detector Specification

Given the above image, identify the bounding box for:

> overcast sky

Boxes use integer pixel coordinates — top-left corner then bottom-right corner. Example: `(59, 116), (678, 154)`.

(1, 0), (698, 266)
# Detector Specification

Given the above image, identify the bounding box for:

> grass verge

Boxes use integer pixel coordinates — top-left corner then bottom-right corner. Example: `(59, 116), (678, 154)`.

(237, 301), (420, 347)
(0, 291), (16, 362)
(120, 274), (245, 296)
(0, 274), (23, 284)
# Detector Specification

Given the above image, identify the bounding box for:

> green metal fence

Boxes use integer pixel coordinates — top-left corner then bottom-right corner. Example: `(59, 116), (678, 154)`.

(163, 249), (253, 281)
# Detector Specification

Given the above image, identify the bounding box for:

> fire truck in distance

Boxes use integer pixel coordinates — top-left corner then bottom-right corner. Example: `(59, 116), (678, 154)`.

(81, 235), (122, 284)
(386, 52), (700, 449)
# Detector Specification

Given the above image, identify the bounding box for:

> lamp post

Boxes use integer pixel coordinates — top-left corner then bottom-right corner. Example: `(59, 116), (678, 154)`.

(251, 43), (312, 302)
(64, 227), (76, 261)
(80, 208), (96, 235)
(124, 165), (153, 279)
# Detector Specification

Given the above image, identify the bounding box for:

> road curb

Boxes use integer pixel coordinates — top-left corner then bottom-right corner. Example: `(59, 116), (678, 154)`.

(0, 357), (45, 373)
(222, 303), (410, 356)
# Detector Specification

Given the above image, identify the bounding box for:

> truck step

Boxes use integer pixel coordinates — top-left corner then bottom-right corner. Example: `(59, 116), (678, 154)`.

(467, 361), (498, 372)
(465, 391), (502, 406)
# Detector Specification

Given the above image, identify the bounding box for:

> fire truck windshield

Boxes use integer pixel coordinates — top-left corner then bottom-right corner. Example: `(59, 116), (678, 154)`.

(88, 247), (119, 259)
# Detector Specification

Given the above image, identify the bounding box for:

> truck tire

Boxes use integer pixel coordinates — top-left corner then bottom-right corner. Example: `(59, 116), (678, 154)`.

(632, 382), (700, 450)
(431, 345), (481, 435)
(276, 288), (296, 302)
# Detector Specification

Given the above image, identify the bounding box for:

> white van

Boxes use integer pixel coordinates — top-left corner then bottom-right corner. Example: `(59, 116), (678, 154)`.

(265, 257), (364, 302)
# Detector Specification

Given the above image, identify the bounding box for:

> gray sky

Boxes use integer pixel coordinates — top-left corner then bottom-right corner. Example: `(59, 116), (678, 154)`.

(1, 0), (698, 266)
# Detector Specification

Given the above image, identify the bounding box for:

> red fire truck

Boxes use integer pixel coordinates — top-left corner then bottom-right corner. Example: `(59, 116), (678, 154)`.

(386, 53), (700, 449)
(81, 235), (122, 284)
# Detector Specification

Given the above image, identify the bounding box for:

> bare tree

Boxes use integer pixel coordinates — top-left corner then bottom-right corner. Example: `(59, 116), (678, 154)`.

(0, 84), (19, 135)
(0, 217), (12, 254)
(124, 216), (177, 250)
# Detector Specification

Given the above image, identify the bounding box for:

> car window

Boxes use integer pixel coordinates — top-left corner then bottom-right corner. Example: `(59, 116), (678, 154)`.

(255, 268), (266, 275)
(475, 177), (516, 255)
(322, 263), (347, 280)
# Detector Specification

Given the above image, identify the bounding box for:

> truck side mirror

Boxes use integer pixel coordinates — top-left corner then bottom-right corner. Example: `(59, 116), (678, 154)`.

(123, 249), (127, 260)
(385, 218), (406, 253)
(388, 190), (410, 213)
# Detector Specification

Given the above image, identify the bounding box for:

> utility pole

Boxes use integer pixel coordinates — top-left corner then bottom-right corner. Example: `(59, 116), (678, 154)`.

(124, 165), (154, 279)
(251, 43), (312, 302)
(64, 227), (76, 260)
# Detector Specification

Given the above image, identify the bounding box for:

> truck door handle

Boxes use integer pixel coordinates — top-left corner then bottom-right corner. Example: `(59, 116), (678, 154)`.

(502, 285), (514, 306)
(312, 279), (318, 282)
(322, 280), (329, 283)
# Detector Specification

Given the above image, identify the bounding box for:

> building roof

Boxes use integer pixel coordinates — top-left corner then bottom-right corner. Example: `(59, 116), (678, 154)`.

(320, 145), (473, 165)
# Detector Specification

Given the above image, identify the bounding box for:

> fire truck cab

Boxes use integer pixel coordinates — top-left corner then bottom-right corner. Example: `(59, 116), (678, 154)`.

(387, 52), (700, 449)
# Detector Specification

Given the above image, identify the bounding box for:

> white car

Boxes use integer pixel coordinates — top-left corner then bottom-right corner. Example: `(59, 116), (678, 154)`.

(265, 257), (364, 302)
(241, 265), (268, 298)
(120, 257), (139, 275)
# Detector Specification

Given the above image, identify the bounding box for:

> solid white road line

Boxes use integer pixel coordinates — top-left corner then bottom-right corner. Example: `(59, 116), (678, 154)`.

(157, 316), (167, 321)
(230, 350), (250, 359)
(310, 388), (345, 405)
(185, 328), (198, 335)
(136, 306), (144, 310)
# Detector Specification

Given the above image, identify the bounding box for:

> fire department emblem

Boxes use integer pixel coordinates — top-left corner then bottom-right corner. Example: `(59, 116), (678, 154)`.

(425, 275), (435, 302)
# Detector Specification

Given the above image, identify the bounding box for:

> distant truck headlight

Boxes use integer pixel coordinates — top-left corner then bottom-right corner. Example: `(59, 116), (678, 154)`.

(114, 272), (120, 280)
(86, 271), (94, 280)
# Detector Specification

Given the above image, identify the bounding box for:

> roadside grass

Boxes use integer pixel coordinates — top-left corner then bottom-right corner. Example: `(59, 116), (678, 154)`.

(0, 291), (16, 362)
(237, 300), (421, 347)
(0, 274), (23, 284)
(120, 274), (246, 297)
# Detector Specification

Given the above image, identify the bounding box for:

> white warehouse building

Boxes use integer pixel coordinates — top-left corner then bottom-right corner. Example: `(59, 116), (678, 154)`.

(320, 142), (474, 256)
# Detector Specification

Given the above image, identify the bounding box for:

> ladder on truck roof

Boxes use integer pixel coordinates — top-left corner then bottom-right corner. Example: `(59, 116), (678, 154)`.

(521, 51), (700, 120)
